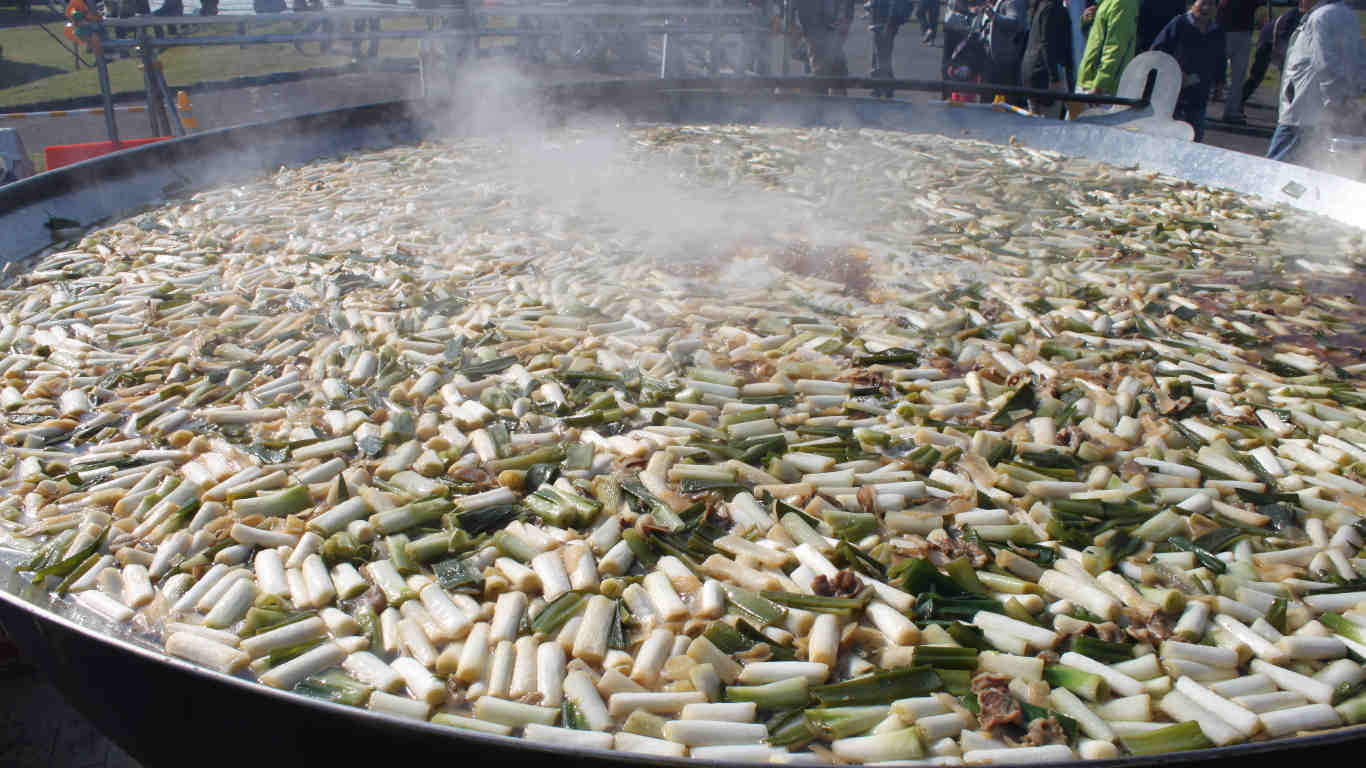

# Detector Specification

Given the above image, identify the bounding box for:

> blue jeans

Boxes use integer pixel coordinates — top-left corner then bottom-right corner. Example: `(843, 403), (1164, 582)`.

(1174, 100), (1209, 143)
(1267, 123), (1307, 163)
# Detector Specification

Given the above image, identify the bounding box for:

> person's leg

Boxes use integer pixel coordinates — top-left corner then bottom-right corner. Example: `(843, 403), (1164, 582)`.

(871, 22), (896, 92)
(1222, 30), (1251, 120)
(1242, 38), (1271, 106)
(830, 29), (850, 94)
(870, 0), (892, 80)
(1266, 123), (1302, 162)
(1187, 99), (1208, 142)
(987, 54), (1018, 98)
(1213, 41), (1227, 102)
(940, 25), (961, 97)
(793, 0), (831, 87)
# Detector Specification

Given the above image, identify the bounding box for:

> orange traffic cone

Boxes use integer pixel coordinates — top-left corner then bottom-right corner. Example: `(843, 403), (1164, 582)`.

(176, 90), (197, 132)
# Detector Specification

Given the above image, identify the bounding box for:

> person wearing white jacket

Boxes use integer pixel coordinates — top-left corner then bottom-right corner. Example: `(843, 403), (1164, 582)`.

(1265, 0), (1366, 164)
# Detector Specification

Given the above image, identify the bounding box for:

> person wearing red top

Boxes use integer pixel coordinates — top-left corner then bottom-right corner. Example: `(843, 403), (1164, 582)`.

(1215, 0), (1259, 121)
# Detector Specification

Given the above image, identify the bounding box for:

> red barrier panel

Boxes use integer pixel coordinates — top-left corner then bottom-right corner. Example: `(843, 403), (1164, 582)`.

(44, 136), (169, 171)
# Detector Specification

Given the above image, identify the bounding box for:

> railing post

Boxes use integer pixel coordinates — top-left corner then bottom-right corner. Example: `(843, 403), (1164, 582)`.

(138, 36), (168, 136)
(659, 17), (671, 78)
(781, 0), (792, 75)
(93, 28), (121, 144)
(707, 0), (720, 76)
(154, 57), (185, 136)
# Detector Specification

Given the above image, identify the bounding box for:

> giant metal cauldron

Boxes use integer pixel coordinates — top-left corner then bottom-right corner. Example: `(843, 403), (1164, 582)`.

(2, 74), (1365, 768)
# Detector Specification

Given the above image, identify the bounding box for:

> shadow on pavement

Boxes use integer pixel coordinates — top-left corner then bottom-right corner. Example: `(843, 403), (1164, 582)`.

(0, 8), (63, 28)
(0, 59), (69, 91)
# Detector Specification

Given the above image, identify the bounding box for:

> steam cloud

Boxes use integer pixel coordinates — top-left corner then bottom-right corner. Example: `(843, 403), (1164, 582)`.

(430, 60), (876, 291)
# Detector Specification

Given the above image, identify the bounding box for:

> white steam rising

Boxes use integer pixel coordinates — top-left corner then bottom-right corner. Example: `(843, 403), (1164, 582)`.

(433, 61), (873, 277)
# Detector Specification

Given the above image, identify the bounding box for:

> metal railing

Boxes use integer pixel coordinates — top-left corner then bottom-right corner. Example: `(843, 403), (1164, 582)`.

(86, 3), (768, 143)
(78, 3), (1154, 149)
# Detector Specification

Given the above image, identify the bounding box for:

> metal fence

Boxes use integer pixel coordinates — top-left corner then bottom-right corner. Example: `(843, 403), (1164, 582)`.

(85, 3), (770, 142)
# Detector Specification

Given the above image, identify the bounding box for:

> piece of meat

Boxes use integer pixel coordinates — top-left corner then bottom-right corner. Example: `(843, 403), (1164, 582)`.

(1024, 716), (1068, 746)
(977, 689), (1024, 730)
(926, 356), (955, 374)
(971, 673), (1013, 695)
(1093, 622), (1126, 643)
(837, 370), (890, 396)
(813, 570), (863, 597)
(972, 673), (1023, 731)
(357, 584), (387, 614)
(812, 574), (836, 597)
(857, 485), (879, 516)
(958, 537), (992, 569)
(832, 569), (861, 596)
(1126, 611), (1176, 644)
(926, 528), (992, 568)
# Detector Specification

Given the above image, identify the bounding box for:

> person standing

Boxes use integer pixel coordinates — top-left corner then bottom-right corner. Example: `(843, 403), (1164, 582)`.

(1151, 0), (1227, 141)
(829, 0), (857, 88)
(1019, 0), (1074, 114)
(793, 0), (857, 91)
(940, 0), (977, 97)
(1075, 0), (1138, 96)
(869, 0), (915, 95)
(1266, 0), (1366, 163)
(917, 0), (941, 43)
(986, 0), (1031, 95)
(1215, 0), (1258, 122)
(1240, 6), (1301, 107)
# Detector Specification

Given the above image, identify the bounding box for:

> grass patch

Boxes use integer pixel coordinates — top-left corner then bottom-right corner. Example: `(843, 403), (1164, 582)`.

(0, 17), (428, 108)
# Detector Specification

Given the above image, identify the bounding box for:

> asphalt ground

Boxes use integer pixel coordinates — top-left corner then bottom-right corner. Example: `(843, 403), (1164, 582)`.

(1, 629), (141, 768)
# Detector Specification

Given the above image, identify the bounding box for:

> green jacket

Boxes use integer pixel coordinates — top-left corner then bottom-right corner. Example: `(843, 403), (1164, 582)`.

(1077, 0), (1138, 95)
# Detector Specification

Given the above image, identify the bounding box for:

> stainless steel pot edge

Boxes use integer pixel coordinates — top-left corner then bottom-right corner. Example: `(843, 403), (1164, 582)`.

(4, 549), (1366, 768)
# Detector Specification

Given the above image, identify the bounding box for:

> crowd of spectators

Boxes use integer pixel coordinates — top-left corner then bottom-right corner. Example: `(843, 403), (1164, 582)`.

(92, 0), (1366, 162)
(784, 0), (1360, 159)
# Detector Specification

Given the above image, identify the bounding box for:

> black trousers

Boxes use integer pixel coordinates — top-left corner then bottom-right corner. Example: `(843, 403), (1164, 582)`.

(1241, 37), (1274, 106)
(869, 0), (906, 82)
(917, 0), (939, 36)
(792, 0), (853, 89)
(871, 24), (900, 77)
(940, 24), (965, 97)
